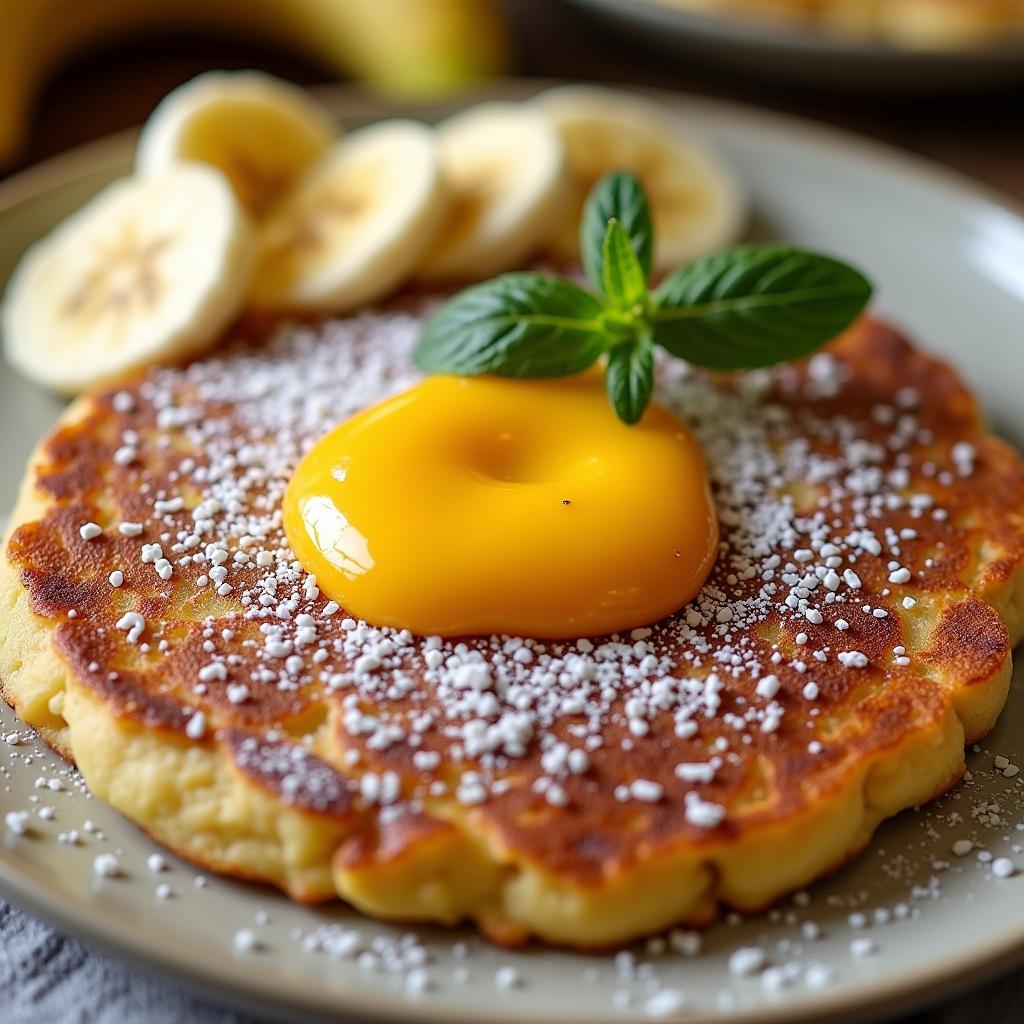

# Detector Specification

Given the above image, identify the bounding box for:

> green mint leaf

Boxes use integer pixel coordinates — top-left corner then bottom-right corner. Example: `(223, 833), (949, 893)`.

(601, 219), (648, 312)
(414, 273), (606, 378)
(651, 245), (872, 370)
(605, 336), (654, 425)
(581, 171), (653, 296)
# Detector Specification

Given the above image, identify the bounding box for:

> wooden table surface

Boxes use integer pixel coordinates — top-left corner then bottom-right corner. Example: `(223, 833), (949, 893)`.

(7, 0), (1024, 204)
(1, 3), (1022, 1023)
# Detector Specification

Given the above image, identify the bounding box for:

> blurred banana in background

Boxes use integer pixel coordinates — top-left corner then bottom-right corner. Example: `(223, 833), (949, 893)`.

(0, 0), (508, 167)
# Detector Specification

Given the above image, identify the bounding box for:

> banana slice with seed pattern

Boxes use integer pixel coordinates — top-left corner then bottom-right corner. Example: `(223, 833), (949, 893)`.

(534, 86), (747, 273)
(136, 71), (336, 218)
(250, 120), (447, 314)
(418, 102), (568, 282)
(3, 164), (253, 395)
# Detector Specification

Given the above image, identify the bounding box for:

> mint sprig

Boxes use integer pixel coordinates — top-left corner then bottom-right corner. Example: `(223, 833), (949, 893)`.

(605, 333), (653, 426)
(583, 170), (653, 291)
(412, 273), (605, 378)
(414, 172), (872, 424)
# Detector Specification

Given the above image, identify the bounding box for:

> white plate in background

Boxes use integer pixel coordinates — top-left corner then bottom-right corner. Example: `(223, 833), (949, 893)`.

(564, 0), (1024, 91)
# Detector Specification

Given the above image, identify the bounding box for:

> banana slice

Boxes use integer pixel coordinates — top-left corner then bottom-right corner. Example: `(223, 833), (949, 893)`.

(3, 165), (253, 395)
(418, 102), (567, 282)
(136, 71), (336, 218)
(250, 120), (447, 314)
(533, 86), (747, 273)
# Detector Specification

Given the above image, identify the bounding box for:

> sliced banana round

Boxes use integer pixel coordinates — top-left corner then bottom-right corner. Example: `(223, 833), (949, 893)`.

(3, 164), (253, 395)
(250, 119), (447, 314)
(533, 86), (747, 273)
(136, 70), (336, 218)
(418, 102), (567, 282)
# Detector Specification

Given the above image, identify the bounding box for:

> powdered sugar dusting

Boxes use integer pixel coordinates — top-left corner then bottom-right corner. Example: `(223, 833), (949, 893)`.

(34, 307), (997, 834)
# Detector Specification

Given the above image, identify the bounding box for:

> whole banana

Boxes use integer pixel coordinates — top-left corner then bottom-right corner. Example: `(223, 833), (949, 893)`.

(0, 0), (507, 166)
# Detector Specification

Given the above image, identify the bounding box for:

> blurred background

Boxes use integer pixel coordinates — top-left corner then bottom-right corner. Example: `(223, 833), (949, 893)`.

(0, 0), (1021, 200)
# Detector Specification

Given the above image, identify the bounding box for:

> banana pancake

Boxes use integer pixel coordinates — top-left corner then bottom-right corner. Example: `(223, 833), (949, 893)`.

(2, 302), (1024, 947)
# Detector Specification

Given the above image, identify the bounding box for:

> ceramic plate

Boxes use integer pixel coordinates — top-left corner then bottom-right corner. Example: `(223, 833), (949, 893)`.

(564, 0), (1024, 91)
(3, 83), (1024, 1024)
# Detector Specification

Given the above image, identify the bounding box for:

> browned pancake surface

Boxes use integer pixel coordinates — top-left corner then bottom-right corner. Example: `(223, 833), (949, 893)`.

(4, 305), (1024, 943)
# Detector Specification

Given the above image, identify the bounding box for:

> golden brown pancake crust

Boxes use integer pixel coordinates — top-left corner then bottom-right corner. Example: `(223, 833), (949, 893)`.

(3, 312), (1024, 945)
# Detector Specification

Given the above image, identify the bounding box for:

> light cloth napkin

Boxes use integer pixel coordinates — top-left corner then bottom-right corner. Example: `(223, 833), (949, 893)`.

(1, 896), (1020, 1023)
(0, 900), (249, 1024)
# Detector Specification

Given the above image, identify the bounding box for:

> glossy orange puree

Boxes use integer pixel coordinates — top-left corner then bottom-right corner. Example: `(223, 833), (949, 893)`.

(284, 372), (717, 638)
